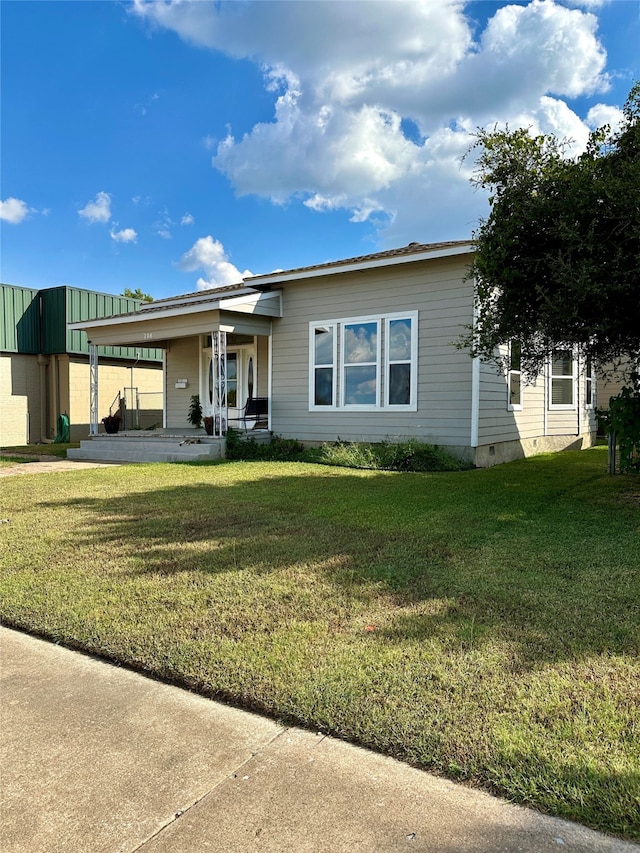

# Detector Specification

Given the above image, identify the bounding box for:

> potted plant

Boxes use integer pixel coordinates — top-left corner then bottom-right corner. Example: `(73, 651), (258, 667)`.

(102, 414), (121, 434)
(203, 416), (214, 435)
(187, 394), (203, 429)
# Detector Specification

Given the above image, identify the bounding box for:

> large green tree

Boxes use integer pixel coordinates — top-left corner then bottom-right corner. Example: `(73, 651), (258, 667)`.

(464, 82), (640, 382)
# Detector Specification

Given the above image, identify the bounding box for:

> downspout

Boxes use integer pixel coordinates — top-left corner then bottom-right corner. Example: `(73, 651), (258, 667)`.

(267, 321), (273, 432)
(543, 362), (548, 437)
(471, 356), (480, 449)
(162, 350), (167, 429)
(470, 285), (480, 455)
(576, 352), (581, 437)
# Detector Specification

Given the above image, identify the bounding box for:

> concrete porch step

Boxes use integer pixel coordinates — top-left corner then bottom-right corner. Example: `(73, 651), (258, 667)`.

(68, 436), (225, 464)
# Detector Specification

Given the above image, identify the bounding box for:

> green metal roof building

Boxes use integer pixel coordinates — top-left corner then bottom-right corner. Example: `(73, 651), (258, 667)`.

(1, 284), (163, 445)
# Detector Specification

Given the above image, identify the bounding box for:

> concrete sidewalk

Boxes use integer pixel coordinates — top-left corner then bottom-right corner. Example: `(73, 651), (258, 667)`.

(1, 627), (635, 853)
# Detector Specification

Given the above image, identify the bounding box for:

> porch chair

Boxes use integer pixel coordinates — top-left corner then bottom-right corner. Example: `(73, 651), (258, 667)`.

(230, 396), (269, 430)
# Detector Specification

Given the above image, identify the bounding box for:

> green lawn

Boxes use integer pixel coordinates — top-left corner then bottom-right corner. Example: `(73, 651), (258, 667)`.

(0, 447), (638, 839)
(0, 443), (79, 465)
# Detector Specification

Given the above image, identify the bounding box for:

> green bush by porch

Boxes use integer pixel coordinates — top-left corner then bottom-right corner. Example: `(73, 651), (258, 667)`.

(0, 447), (638, 840)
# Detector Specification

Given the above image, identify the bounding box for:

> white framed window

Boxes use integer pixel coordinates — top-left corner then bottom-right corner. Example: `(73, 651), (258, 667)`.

(310, 323), (337, 408)
(549, 349), (576, 409)
(342, 320), (380, 407)
(385, 316), (417, 408)
(585, 359), (595, 408)
(309, 312), (418, 411)
(507, 340), (522, 410)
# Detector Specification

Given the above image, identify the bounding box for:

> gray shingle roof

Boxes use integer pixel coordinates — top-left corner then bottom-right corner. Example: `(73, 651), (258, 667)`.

(246, 240), (473, 283)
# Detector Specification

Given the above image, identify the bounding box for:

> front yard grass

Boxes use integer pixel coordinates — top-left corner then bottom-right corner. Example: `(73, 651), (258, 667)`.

(0, 446), (638, 839)
(0, 443), (79, 465)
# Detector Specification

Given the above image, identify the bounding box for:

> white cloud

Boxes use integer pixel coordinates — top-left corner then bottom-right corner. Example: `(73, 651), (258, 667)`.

(181, 213), (195, 226)
(155, 209), (173, 239)
(177, 235), (252, 290)
(0, 197), (30, 223)
(78, 191), (112, 223)
(110, 226), (138, 244)
(133, 0), (618, 244)
(586, 102), (625, 133)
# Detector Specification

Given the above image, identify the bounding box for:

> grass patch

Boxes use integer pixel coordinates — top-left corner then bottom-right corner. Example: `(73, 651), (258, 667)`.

(0, 443), (79, 460)
(0, 447), (638, 839)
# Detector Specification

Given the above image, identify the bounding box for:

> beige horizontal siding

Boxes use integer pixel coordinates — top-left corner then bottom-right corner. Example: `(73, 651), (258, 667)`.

(166, 336), (200, 429)
(271, 256), (475, 446)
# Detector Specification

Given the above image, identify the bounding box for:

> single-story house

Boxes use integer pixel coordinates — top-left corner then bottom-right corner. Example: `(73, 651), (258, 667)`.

(0, 284), (163, 445)
(66, 239), (608, 466)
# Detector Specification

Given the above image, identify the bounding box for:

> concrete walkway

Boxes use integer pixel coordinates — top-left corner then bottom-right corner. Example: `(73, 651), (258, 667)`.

(1, 627), (635, 853)
(0, 456), (120, 476)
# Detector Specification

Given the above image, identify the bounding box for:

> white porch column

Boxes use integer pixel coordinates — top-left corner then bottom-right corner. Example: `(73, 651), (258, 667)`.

(89, 343), (99, 436)
(212, 330), (228, 438)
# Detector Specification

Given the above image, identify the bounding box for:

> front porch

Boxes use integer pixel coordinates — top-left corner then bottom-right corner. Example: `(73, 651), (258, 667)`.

(68, 284), (282, 449)
(67, 427), (271, 464)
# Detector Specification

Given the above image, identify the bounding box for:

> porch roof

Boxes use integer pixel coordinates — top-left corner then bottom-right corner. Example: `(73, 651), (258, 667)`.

(68, 289), (281, 348)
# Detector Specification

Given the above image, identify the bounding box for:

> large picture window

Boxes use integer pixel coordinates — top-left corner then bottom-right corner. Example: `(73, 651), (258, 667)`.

(343, 321), (379, 406)
(309, 312), (417, 411)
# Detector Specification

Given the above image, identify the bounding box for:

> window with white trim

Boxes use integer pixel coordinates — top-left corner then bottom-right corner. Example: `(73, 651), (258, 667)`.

(311, 324), (337, 407)
(309, 312), (417, 411)
(508, 340), (522, 410)
(549, 349), (576, 408)
(585, 359), (594, 408)
(343, 320), (380, 406)
(386, 317), (415, 406)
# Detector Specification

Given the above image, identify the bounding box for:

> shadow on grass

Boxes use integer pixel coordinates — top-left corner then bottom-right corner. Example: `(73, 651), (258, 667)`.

(34, 452), (640, 669)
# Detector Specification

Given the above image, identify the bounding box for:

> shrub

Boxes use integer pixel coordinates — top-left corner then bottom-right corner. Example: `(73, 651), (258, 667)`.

(599, 384), (640, 474)
(225, 429), (470, 472)
(317, 439), (471, 472)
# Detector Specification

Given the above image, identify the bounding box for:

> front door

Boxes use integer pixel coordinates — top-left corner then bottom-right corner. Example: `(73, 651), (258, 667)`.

(201, 343), (255, 424)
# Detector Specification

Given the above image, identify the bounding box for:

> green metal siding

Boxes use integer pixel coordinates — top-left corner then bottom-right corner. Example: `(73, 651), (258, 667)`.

(1, 284), (40, 353)
(40, 288), (66, 353)
(65, 287), (162, 361)
(1, 284), (161, 362)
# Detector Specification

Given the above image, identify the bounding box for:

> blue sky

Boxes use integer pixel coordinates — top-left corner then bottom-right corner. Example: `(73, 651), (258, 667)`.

(1, 0), (638, 300)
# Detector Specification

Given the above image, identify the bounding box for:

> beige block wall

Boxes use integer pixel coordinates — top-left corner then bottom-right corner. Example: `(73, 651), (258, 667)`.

(0, 353), (41, 446)
(67, 357), (163, 439)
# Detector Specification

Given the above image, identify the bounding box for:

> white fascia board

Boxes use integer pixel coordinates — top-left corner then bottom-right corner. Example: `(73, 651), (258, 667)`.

(219, 290), (283, 316)
(68, 287), (275, 333)
(246, 244), (475, 286)
(137, 287), (254, 311)
(68, 299), (227, 331)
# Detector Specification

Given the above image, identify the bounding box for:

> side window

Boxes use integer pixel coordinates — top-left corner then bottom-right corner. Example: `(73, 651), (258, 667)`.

(311, 324), (336, 407)
(386, 317), (416, 408)
(550, 349), (575, 408)
(585, 359), (594, 408)
(508, 341), (522, 410)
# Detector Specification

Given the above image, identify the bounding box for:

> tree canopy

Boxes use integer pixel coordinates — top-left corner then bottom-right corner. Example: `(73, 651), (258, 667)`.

(464, 82), (640, 382)
(121, 287), (153, 303)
